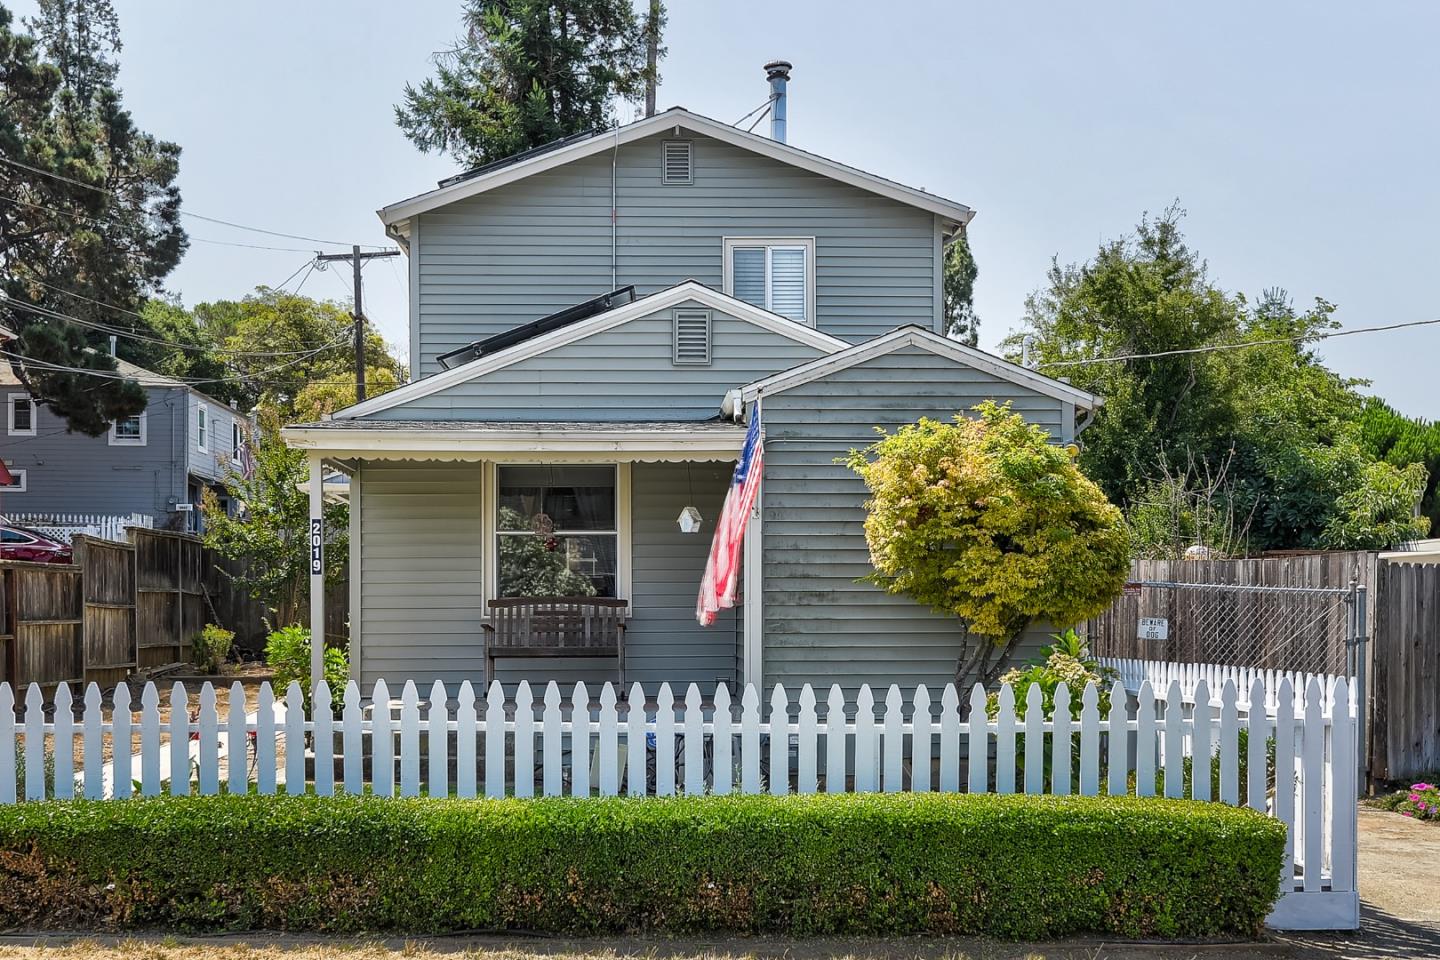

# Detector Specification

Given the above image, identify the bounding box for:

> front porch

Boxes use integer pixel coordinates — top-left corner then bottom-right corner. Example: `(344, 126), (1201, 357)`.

(284, 419), (758, 696)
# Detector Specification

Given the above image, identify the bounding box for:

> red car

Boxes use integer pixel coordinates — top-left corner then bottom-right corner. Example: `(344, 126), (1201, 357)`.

(0, 525), (72, 563)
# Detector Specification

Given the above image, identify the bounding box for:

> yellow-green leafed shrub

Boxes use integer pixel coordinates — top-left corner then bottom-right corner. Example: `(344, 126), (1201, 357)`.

(0, 793), (1284, 938)
(846, 402), (1130, 680)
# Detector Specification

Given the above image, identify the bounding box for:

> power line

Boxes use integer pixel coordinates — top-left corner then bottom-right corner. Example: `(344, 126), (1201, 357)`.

(2, 297), (347, 357)
(0, 193), (321, 253)
(1037, 317), (1440, 370)
(0, 155), (387, 249)
(0, 343), (348, 390)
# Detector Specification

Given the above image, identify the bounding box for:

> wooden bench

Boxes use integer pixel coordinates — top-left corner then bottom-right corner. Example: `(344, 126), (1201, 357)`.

(483, 597), (627, 687)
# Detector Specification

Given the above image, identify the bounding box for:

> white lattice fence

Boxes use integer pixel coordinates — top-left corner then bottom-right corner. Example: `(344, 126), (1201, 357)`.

(0, 675), (1358, 930)
(3, 512), (152, 544)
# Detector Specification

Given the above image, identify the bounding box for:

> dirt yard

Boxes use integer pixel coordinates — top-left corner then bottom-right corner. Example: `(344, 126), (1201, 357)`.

(42, 663), (279, 775)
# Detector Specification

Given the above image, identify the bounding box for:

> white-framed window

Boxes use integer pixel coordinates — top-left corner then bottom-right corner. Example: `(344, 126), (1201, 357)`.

(231, 420), (245, 460)
(196, 404), (208, 451)
(486, 463), (631, 602)
(7, 395), (36, 436)
(0, 468), (27, 492)
(109, 411), (147, 446)
(722, 237), (816, 325)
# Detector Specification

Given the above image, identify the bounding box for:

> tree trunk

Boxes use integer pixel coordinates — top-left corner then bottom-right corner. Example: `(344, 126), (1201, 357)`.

(644, 0), (660, 116)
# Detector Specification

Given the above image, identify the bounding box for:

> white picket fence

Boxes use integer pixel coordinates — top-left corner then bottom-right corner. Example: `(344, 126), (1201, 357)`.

(1101, 657), (1356, 713)
(2, 512), (152, 544)
(0, 674), (1358, 930)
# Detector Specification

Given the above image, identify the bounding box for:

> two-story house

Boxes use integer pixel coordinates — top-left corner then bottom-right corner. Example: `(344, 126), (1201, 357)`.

(0, 326), (247, 533)
(284, 66), (1099, 696)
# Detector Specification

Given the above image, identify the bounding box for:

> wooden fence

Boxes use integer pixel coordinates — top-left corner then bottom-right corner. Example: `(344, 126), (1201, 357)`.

(71, 536), (136, 687)
(132, 528), (203, 669)
(0, 675), (1359, 930)
(0, 562), (82, 686)
(1371, 561), (1440, 781)
(0, 529), (218, 686)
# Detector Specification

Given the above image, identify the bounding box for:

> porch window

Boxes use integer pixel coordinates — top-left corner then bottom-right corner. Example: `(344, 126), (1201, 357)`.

(496, 464), (618, 598)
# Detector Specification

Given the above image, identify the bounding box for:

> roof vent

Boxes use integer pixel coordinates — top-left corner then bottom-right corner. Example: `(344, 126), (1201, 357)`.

(662, 140), (693, 184)
(673, 309), (711, 365)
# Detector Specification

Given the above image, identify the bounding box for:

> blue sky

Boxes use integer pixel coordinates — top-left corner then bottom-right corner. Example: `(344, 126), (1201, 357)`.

(15, 1), (1438, 417)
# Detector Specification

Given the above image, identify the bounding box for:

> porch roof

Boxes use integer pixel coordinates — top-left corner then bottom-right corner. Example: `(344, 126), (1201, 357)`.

(281, 418), (748, 462)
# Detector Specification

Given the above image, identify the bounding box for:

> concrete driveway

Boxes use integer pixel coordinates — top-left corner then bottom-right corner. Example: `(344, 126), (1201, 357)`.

(1270, 806), (1440, 958)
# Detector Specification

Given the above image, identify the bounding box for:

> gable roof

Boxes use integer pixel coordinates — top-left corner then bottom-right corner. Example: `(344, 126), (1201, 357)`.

(740, 325), (1102, 411)
(379, 107), (974, 233)
(332, 281), (851, 421)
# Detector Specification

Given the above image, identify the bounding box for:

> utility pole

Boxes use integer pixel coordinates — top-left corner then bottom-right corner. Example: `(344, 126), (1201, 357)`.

(315, 245), (401, 401)
(644, 0), (662, 117)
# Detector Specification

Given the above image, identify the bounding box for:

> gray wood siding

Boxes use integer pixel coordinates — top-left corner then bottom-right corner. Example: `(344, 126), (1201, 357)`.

(414, 130), (939, 375)
(185, 394), (240, 483)
(367, 303), (824, 421)
(0, 385), (188, 522)
(355, 461), (487, 688)
(758, 346), (1067, 693)
(354, 459), (740, 694)
(625, 461), (738, 690)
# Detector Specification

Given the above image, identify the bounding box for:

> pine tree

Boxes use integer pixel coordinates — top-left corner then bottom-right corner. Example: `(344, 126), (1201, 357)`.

(0, 0), (186, 435)
(396, 0), (658, 168)
(942, 231), (980, 345)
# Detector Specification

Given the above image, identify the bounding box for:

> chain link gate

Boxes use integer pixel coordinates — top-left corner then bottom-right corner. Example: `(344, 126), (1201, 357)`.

(1088, 578), (1371, 783)
(1093, 580), (1359, 676)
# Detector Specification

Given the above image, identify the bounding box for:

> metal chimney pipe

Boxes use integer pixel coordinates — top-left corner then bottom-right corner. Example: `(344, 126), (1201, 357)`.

(764, 60), (792, 143)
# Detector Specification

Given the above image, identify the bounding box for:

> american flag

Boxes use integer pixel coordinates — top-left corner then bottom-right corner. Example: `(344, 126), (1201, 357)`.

(696, 410), (763, 626)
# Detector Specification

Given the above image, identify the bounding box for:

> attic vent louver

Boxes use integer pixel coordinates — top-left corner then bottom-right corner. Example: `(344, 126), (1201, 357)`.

(662, 140), (692, 185)
(673, 309), (711, 365)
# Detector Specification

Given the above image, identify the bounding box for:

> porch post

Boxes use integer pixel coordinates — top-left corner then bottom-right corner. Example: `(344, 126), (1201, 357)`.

(308, 452), (325, 696)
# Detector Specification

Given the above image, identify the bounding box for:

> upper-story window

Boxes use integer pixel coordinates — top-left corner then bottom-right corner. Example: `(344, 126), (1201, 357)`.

(109, 411), (147, 446)
(196, 405), (208, 452)
(232, 420), (245, 460)
(7, 395), (36, 436)
(722, 237), (815, 325)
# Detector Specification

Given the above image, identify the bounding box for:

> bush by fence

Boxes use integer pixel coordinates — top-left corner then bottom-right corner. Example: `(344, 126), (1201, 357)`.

(0, 793), (1285, 938)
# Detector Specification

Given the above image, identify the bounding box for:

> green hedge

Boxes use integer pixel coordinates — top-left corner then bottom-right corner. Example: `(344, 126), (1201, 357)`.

(0, 793), (1284, 939)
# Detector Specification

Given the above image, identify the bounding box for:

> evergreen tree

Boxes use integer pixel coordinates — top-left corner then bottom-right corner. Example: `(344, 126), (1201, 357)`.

(942, 231), (979, 345)
(0, 0), (186, 435)
(396, 0), (657, 168)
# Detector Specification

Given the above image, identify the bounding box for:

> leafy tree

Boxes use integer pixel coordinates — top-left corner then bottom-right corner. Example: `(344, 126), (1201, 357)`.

(396, 0), (657, 168)
(942, 231), (979, 345)
(143, 288), (405, 420)
(0, 0), (186, 434)
(846, 402), (1130, 685)
(1006, 205), (1243, 503)
(200, 410), (348, 628)
(1320, 459), (1429, 550)
(1356, 397), (1440, 531)
(1006, 206), (1429, 552)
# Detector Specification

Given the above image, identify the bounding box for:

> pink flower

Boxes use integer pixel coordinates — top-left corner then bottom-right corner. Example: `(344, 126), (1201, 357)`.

(1402, 811), (1414, 817)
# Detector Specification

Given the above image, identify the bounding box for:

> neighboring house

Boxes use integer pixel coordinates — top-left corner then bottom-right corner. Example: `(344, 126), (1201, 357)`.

(284, 68), (1100, 696)
(0, 335), (247, 532)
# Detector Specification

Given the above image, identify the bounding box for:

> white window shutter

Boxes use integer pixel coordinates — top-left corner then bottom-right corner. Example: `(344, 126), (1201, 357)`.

(673, 310), (711, 365)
